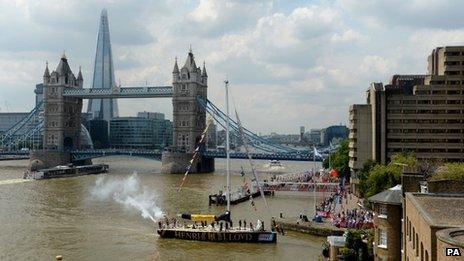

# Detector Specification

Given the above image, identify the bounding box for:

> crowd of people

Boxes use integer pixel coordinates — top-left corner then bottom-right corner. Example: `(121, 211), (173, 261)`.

(331, 208), (374, 229)
(313, 186), (374, 229)
(270, 171), (314, 182)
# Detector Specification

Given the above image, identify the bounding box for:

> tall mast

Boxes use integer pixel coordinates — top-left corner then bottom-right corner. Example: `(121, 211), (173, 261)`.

(224, 79), (231, 212)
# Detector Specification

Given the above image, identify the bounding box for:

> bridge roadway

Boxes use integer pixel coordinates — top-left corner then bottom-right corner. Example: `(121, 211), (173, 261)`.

(62, 86), (173, 99)
(0, 149), (320, 162)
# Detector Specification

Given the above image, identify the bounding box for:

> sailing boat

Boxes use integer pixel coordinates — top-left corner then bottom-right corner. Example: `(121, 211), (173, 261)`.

(156, 80), (277, 243)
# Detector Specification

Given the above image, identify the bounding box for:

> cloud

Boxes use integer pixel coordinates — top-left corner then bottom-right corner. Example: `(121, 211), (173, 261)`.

(1, 0), (464, 133)
(339, 0), (464, 29)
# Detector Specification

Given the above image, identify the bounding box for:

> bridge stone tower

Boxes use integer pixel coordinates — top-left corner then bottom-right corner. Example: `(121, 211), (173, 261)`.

(30, 54), (84, 169)
(161, 50), (214, 173)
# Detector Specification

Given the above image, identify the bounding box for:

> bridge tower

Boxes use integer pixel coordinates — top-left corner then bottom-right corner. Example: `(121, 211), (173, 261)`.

(30, 54), (84, 169)
(161, 49), (214, 173)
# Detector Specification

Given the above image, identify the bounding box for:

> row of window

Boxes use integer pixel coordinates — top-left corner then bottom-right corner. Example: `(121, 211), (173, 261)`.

(388, 138), (464, 143)
(388, 109), (463, 114)
(406, 217), (429, 261)
(388, 129), (463, 134)
(388, 148), (464, 154)
(387, 119), (463, 124)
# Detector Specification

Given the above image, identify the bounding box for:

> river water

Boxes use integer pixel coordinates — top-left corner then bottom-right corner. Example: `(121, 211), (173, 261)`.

(0, 157), (324, 260)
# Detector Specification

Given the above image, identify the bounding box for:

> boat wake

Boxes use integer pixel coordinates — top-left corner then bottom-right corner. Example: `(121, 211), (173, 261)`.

(0, 178), (32, 186)
(90, 172), (163, 222)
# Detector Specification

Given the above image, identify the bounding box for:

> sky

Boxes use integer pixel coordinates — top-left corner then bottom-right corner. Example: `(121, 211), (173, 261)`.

(1, 0), (464, 134)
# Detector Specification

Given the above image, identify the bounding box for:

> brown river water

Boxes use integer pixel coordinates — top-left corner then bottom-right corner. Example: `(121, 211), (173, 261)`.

(0, 157), (324, 260)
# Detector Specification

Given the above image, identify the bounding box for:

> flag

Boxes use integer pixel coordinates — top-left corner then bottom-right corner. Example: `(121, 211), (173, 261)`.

(329, 169), (339, 177)
(313, 147), (322, 158)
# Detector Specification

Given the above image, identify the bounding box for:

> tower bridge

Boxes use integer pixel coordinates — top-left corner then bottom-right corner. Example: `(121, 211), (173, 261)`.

(1, 50), (321, 173)
(0, 8), (323, 172)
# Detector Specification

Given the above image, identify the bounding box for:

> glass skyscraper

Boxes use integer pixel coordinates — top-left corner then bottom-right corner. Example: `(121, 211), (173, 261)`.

(87, 9), (119, 122)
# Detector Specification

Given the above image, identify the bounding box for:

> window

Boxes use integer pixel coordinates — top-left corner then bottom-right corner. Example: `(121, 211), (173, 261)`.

(416, 234), (419, 256)
(378, 205), (388, 218)
(421, 242), (424, 261)
(378, 230), (387, 248)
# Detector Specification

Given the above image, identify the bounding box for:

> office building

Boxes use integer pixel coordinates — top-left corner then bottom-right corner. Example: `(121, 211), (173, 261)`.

(321, 125), (349, 146)
(109, 114), (173, 150)
(348, 104), (372, 173)
(83, 119), (109, 149)
(349, 46), (464, 170)
(137, 111), (165, 120)
(110, 117), (156, 149)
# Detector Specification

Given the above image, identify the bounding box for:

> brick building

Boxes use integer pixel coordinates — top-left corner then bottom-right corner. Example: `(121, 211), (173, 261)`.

(368, 185), (403, 261)
(403, 193), (464, 261)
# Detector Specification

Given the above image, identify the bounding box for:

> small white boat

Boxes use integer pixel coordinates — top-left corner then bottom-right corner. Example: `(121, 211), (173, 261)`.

(262, 160), (285, 173)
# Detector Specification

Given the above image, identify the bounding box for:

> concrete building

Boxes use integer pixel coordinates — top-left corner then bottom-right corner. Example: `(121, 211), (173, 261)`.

(349, 46), (464, 168)
(87, 9), (119, 122)
(348, 104), (373, 173)
(368, 185), (403, 261)
(404, 192), (464, 261)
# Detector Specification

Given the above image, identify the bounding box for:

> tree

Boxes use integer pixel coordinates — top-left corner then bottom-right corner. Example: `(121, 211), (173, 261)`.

(389, 152), (417, 169)
(359, 153), (418, 198)
(428, 163), (464, 181)
(343, 229), (373, 261)
(323, 139), (349, 176)
(357, 159), (377, 198)
(365, 165), (401, 198)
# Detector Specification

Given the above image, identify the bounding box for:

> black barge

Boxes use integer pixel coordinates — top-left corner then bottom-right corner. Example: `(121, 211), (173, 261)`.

(24, 164), (109, 180)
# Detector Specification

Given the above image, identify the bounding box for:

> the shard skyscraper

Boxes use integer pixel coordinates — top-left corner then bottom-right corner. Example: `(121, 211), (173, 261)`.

(87, 9), (119, 122)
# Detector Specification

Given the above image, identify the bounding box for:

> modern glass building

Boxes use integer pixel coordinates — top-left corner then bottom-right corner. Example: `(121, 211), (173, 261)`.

(87, 9), (119, 122)
(83, 119), (109, 149)
(109, 116), (173, 149)
(110, 117), (155, 149)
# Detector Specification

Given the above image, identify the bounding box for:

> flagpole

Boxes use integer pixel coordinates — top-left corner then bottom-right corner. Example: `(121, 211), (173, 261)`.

(313, 146), (316, 216)
(225, 79), (231, 212)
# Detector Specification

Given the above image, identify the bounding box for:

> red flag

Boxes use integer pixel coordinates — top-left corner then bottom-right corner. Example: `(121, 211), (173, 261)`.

(329, 169), (339, 177)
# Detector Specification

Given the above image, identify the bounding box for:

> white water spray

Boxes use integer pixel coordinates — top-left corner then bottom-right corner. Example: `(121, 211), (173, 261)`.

(90, 173), (163, 222)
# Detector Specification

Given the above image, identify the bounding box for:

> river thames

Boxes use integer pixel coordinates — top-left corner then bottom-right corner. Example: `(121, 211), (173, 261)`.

(0, 157), (324, 260)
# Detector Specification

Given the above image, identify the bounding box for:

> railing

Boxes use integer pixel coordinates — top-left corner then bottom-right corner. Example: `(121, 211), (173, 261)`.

(62, 86), (173, 98)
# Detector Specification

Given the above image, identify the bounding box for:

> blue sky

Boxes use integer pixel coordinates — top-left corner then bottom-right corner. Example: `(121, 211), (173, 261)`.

(1, 0), (464, 133)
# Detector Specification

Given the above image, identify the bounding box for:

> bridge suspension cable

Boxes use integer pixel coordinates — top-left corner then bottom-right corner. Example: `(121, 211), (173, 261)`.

(0, 101), (43, 149)
(196, 96), (300, 154)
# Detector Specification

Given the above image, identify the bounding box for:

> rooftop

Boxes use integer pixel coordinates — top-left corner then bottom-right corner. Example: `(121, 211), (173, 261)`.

(368, 185), (402, 205)
(406, 193), (464, 228)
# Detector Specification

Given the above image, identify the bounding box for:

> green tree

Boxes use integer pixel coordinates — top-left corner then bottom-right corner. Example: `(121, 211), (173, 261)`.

(359, 152), (418, 198)
(365, 165), (401, 198)
(428, 163), (464, 181)
(357, 159), (377, 198)
(323, 139), (349, 176)
(343, 229), (373, 261)
(389, 152), (418, 169)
